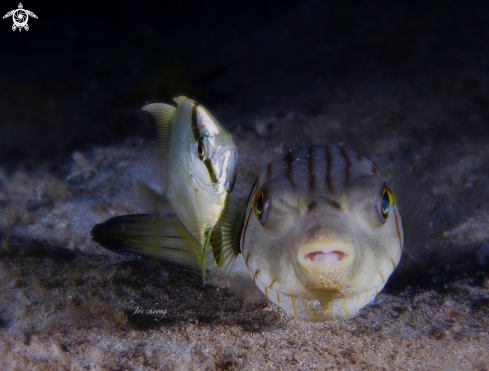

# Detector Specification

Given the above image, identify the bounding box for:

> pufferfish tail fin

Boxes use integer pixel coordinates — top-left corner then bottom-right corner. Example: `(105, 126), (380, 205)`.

(90, 213), (201, 271)
(141, 103), (176, 192)
(390, 152), (431, 265)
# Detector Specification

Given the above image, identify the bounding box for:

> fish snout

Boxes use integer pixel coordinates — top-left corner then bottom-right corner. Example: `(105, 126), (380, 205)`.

(216, 147), (238, 193)
(296, 241), (356, 292)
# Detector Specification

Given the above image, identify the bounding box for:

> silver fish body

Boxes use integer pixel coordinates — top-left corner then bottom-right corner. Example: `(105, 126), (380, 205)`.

(140, 97), (238, 270)
(92, 97), (239, 276)
(142, 97), (238, 236)
(238, 145), (428, 320)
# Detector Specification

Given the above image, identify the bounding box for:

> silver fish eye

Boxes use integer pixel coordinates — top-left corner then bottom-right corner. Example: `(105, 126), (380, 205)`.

(197, 138), (205, 160)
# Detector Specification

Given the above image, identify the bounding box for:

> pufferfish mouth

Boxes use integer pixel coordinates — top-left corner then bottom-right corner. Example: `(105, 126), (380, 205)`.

(297, 242), (355, 266)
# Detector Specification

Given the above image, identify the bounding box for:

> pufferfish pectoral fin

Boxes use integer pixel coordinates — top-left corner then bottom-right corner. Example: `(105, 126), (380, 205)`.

(206, 194), (247, 275)
(142, 103), (176, 190)
(391, 152), (431, 265)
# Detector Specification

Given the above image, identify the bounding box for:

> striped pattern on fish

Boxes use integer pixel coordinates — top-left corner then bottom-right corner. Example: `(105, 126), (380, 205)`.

(238, 144), (423, 320)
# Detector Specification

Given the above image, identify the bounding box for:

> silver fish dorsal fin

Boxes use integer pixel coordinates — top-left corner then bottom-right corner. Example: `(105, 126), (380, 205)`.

(390, 152), (431, 265)
(173, 96), (190, 106)
(141, 103), (176, 191)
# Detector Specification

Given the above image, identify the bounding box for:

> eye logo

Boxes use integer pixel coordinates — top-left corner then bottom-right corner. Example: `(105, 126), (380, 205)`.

(3, 3), (38, 32)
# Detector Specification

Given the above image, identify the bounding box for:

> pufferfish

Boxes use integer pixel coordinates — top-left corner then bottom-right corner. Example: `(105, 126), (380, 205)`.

(92, 144), (429, 321)
(92, 96), (239, 277)
(237, 145), (429, 320)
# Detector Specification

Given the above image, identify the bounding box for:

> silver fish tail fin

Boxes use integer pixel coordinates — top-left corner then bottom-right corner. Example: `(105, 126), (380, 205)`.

(142, 103), (176, 192)
(91, 214), (165, 261)
(90, 213), (200, 270)
(391, 152), (431, 265)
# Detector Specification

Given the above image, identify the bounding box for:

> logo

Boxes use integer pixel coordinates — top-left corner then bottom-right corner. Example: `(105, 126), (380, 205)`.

(3, 3), (37, 32)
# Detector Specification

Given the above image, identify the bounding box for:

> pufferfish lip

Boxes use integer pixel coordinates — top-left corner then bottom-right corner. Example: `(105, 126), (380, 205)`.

(297, 242), (355, 266)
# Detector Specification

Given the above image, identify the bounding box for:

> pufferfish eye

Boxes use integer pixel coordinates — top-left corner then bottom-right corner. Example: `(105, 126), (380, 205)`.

(252, 189), (269, 224)
(197, 138), (205, 160)
(253, 189), (264, 216)
(381, 186), (395, 219)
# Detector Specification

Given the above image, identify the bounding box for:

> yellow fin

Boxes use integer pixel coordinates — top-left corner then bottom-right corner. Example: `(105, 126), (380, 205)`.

(91, 213), (204, 270)
(207, 194), (246, 278)
(173, 215), (208, 280)
(173, 96), (191, 106)
(91, 214), (164, 261)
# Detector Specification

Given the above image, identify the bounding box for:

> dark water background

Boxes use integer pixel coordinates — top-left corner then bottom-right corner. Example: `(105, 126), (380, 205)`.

(1, 0), (488, 166)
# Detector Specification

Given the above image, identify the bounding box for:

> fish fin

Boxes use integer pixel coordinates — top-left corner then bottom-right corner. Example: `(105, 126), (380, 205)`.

(142, 103), (176, 190)
(283, 123), (310, 151)
(91, 214), (164, 262)
(391, 152), (431, 265)
(91, 213), (202, 269)
(163, 150), (245, 279)
(173, 96), (191, 106)
(207, 194), (247, 277)
(227, 255), (269, 303)
(173, 214), (209, 280)
(136, 181), (164, 215)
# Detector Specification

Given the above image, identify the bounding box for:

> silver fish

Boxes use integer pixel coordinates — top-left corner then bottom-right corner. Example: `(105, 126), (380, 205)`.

(92, 96), (239, 277)
(141, 96), (238, 230)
